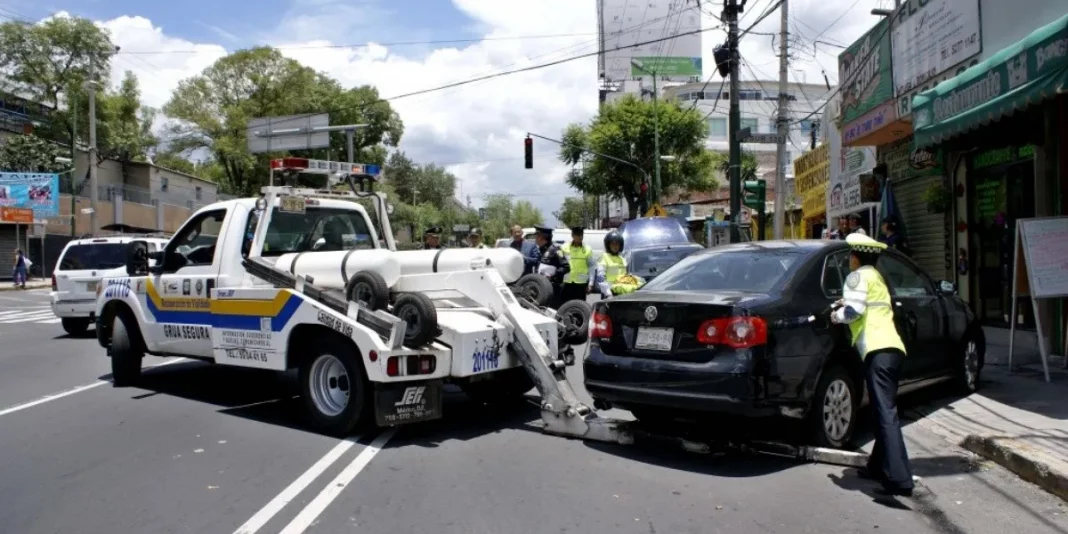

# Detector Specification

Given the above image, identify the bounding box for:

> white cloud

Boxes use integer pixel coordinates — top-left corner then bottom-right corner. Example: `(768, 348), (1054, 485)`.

(47, 0), (881, 224)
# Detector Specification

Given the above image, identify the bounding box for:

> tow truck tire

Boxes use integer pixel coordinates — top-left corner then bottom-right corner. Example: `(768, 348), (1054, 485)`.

(556, 300), (592, 345)
(392, 292), (438, 347)
(807, 364), (858, 449)
(514, 274), (554, 307)
(461, 368), (534, 405)
(299, 338), (369, 437)
(110, 312), (143, 387)
(62, 318), (91, 337)
(346, 271), (389, 311)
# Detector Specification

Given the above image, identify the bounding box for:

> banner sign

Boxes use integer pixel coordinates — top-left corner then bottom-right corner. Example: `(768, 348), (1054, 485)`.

(0, 172), (60, 217)
(891, 0), (982, 96)
(838, 18), (895, 125)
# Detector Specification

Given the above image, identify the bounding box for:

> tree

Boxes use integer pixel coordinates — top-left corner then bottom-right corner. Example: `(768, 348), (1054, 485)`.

(553, 196), (599, 229)
(96, 71), (157, 164)
(0, 134), (67, 173)
(712, 150), (759, 181)
(383, 151), (455, 204)
(558, 94), (718, 218)
(477, 194), (543, 240)
(0, 16), (114, 111)
(163, 46), (403, 196)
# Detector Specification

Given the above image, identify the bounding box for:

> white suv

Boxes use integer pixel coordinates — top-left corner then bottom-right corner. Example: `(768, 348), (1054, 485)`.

(50, 236), (169, 336)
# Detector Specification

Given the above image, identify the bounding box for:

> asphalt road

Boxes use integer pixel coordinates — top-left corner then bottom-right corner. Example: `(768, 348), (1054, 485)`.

(2, 288), (1068, 534)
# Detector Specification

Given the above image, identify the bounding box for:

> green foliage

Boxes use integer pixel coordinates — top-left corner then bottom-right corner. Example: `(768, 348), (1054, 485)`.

(553, 196), (599, 229)
(710, 150), (759, 181)
(163, 46), (403, 196)
(0, 134), (68, 173)
(478, 194), (544, 241)
(558, 94), (719, 218)
(374, 152), (480, 243)
(0, 16), (114, 109)
(95, 71), (158, 163)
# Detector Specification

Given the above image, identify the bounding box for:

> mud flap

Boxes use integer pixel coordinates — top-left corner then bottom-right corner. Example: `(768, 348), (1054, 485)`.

(374, 379), (444, 427)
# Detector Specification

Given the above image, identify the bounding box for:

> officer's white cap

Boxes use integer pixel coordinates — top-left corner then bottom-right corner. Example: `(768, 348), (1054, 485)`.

(846, 233), (888, 254)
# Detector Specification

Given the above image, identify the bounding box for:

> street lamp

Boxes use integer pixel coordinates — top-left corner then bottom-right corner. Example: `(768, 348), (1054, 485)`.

(630, 59), (662, 206)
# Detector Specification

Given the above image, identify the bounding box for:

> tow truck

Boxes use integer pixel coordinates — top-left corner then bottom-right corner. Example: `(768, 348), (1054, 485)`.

(94, 157), (867, 468)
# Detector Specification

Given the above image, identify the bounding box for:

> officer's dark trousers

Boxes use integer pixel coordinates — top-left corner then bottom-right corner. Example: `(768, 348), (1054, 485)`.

(865, 348), (914, 491)
(559, 283), (587, 305)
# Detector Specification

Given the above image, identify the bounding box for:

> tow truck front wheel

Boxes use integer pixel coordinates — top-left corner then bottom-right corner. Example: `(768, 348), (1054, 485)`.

(109, 312), (143, 387)
(299, 340), (368, 436)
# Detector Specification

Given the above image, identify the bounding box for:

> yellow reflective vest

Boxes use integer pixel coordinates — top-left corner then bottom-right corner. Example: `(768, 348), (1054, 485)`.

(833, 265), (907, 359)
(597, 253), (641, 296)
(561, 242), (593, 285)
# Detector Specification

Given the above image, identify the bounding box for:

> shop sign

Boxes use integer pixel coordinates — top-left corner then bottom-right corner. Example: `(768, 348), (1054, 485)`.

(882, 137), (943, 182)
(0, 206), (33, 223)
(827, 147), (878, 217)
(970, 144), (1035, 170)
(841, 101), (897, 144)
(913, 20), (1068, 129)
(838, 18), (895, 126)
(0, 172), (60, 217)
(891, 0), (982, 96)
(909, 147), (939, 170)
(803, 183), (828, 216)
(793, 143), (830, 196)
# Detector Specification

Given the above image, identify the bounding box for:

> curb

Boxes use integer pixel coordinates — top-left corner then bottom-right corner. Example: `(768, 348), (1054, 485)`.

(0, 284), (49, 292)
(961, 435), (1068, 502)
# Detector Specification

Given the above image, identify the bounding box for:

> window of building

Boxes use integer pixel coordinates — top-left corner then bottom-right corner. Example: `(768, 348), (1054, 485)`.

(739, 90), (762, 100)
(741, 118), (760, 132)
(160, 177), (169, 192)
(195, 186), (202, 201)
(708, 118), (727, 138)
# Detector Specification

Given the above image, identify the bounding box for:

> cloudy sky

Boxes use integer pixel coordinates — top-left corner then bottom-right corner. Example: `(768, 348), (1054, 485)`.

(2, 0), (898, 224)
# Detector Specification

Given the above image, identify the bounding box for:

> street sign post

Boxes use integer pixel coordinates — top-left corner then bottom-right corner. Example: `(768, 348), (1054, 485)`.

(737, 127), (784, 144)
(248, 114), (331, 153)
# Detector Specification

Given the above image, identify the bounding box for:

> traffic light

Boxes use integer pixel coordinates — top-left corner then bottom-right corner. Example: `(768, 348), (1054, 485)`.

(742, 180), (766, 210)
(524, 137), (533, 169)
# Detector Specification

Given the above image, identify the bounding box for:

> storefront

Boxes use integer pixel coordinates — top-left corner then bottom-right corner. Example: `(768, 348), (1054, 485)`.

(793, 143), (830, 238)
(912, 13), (1068, 336)
(877, 137), (948, 279)
(0, 207), (33, 280)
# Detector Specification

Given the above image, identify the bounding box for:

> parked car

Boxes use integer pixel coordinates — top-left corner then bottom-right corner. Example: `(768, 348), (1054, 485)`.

(584, 239), (985, 448)
(50, 235), (169, 336)
(616, 217), (702, 281)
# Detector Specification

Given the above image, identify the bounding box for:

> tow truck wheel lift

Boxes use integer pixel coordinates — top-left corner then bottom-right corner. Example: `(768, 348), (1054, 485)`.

(250, 161), (871, 471)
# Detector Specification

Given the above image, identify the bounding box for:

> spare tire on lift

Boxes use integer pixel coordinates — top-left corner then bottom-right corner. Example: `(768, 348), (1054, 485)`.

(392, 292), (438, 347)
(556, 299), (592, 345)
(513, 274), (554, 307)
(345, 270), (389, 311)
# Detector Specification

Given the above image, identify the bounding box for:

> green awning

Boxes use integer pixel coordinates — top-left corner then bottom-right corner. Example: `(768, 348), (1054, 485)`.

(912, 13), (1068, 148)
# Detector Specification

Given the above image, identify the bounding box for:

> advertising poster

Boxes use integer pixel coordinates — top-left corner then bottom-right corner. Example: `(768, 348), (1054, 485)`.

(0, 172), (60, 218)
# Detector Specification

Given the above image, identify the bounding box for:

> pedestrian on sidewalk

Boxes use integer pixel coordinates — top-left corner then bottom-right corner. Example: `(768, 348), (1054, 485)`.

(831, 233), (915, 497)
(11, 248), (27, 288)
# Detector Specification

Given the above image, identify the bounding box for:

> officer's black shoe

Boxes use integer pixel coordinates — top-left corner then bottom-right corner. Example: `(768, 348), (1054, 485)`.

(874, 486), (914, 498)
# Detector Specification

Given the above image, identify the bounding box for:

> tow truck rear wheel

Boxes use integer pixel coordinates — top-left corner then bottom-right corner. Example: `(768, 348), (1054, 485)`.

(109, 312), (143, 387)
(299, 338), (369, 437)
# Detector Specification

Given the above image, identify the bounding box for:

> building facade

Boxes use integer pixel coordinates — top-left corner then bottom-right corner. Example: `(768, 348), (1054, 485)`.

(838, 0), (1068, 358)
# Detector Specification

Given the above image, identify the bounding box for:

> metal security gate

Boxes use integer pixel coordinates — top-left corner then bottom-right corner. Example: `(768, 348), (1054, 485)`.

(0, 225), (18, 280)
(894, 174), (947, 280)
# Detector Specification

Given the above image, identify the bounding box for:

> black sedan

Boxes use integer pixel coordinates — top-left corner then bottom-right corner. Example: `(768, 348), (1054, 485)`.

(584, 240), (985, 448)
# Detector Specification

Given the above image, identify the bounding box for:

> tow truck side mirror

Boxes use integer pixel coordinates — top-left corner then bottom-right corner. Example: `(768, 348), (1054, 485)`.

(125, 241), (151, 276)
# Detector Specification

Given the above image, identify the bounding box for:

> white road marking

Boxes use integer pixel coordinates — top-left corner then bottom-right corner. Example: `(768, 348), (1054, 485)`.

(278, 429), (397, 534)
(0, 358), (189, 417)
(231, 438), (361, 534)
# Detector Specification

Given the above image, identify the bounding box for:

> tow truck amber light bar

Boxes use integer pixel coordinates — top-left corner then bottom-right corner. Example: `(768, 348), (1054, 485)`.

(269, 157), (381, 176)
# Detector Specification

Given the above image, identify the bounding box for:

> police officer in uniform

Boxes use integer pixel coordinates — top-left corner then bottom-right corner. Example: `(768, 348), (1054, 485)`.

(467, 227), (487, 249)
(423, 226), (446, 249)
(831, 233), (915, 497)
(533, 226), (569, 305)
(559, 226), (595, 304)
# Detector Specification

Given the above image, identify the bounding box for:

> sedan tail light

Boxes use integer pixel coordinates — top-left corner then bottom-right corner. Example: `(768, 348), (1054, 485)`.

(696, 316), (768, 348)
(589, 310), (613, 340)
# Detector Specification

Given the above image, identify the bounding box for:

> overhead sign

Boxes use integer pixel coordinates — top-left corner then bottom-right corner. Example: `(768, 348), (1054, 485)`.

(0, 172), (59, 218)
(838, 18), (894, 126)
(737, 126), (785, 144)
(644, 203), (667, 217)
(601, 0), (703, 83)
(891, 0), (982, 96)
(248, 114), (330, 153)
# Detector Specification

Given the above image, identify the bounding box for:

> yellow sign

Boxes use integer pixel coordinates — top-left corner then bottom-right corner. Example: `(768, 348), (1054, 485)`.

(793, 144), (830, 196)
(802, 183), (828, 216)
(645, 203), (667, 217)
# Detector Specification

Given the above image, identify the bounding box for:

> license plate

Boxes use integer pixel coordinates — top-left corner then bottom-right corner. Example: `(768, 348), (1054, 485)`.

(374, 380), (443, 426)
(635, 327), (674, 351)
(279, 195), (306, 213)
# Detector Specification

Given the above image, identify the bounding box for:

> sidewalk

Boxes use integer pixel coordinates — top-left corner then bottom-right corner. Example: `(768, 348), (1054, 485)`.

(904, 355), (1068, 502)
(0, 279), (50, 291)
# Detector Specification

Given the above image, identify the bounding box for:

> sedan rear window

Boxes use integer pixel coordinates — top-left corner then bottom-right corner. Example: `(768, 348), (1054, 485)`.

(641, 249), (803, 293)
(58, 244), (127, 271)
(620, 218), (692, 249)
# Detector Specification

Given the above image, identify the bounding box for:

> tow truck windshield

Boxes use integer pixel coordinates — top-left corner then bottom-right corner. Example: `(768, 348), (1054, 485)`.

(241, 206), (376, 257)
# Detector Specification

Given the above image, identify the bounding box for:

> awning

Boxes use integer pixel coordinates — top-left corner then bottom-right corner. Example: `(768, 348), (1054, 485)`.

(912, 13), (1068, 148)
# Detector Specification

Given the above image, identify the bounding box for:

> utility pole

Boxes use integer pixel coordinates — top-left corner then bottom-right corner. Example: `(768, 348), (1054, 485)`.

(632, 59), (661, 207)
(86, 47), (117, 236)
(773, 0), (790, 239)
(726, 0), (743, 243)
(69, 103), (77, 237)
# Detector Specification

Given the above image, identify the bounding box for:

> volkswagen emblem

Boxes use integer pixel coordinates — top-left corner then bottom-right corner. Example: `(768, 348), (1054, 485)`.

(644, 306), (658, 322)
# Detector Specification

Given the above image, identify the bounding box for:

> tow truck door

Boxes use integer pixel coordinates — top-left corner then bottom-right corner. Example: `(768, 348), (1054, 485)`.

(149, 208), (228, 357)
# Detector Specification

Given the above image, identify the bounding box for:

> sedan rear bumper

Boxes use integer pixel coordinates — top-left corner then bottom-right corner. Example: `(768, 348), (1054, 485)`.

(583, 345), (777, 417)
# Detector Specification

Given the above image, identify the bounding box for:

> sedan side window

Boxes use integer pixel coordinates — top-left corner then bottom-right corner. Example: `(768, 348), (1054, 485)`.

(821, 251), (850, 297)
(877, 254), (933, 297)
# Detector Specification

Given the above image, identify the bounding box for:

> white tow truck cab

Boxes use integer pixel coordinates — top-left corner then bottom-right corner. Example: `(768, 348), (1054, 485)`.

(50, 233), (169, 336)
(94, 159), (600, 437)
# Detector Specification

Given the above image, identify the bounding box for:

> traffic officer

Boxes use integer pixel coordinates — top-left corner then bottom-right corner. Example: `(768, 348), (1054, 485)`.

(423, 226), (446, 249)
(467, 227), (487, 249)
(594, 230), (641, 299)
(559, 226), (595, 304)
(831, 233), (915, 497)
(533, 226), (569, 305)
